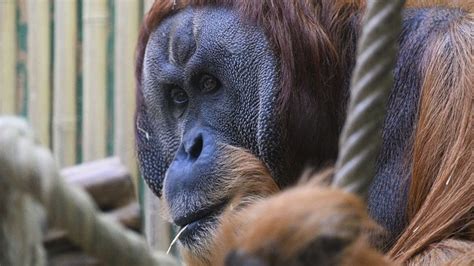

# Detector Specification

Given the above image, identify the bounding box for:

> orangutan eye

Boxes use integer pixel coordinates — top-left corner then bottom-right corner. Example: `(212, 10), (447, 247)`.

(170, 87), (188, 105)
(200, 74), (220, 93)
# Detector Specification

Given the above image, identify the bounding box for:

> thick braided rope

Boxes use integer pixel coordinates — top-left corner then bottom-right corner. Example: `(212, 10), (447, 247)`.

(0, 117), (178, 266)
(333, 0), (405, 197)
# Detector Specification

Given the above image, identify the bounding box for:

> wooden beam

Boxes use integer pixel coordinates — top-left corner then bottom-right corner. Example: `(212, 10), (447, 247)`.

(61, 157), (135, 209)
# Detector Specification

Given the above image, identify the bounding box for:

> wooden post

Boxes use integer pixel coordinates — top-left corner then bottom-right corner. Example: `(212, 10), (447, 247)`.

(82, 0), (108, 161)
(53, 0), (77, 167)
(0, 0), (16, 114)
(114, 0), (139, 186)
(27, 0), (50, 147)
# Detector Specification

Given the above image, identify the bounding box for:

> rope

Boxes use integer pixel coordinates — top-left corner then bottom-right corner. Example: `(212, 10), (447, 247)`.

(0, 117), (178, 266)
(333, 0), (406, 198)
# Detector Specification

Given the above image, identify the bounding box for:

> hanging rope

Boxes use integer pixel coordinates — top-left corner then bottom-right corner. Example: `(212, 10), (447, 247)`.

(333, 0), (406, 198)
(0, 117), (178, 266)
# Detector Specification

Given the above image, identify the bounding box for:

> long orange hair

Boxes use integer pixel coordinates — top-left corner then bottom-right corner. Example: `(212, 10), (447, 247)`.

(389, 10), (473, 262)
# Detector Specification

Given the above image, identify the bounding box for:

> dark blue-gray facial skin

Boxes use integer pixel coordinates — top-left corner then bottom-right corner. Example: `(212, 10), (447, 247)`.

(136, 7), (283, 251)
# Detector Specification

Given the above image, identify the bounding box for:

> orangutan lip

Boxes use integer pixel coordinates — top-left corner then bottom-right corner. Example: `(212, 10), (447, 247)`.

(178, 214), (217, 241)
(175, 200), (228, 228)
(174, 201), (228, 242)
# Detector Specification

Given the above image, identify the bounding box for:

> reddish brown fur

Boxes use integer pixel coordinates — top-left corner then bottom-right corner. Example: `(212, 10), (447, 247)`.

(205, 169), (391, 266)
(406, 0), (474, 10)
(190, 156), (472, 265)
(388, 11), (473, 262)
(408, 239), (474, 266)
(186, 161), (472, 265)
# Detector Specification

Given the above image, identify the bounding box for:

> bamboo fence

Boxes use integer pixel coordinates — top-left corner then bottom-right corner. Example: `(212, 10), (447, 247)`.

(0, 0), (171, 253)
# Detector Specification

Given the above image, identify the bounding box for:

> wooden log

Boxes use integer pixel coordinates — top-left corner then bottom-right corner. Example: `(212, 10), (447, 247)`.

(114, 0), (140, 187)
(82, 0), (108, 161)
(61, 157), (135, 209)
(27, 0), (51, 146)
(0, 0), (16, 114)
(53, 0), (78, 167)
(44, 202), (141, 249)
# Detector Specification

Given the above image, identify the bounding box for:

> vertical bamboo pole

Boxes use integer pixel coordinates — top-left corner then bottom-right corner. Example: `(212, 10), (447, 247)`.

(27, 0), (50, 147)
(53, 0), (77, 167)
(114, 0), (139, 181)
(0, 0), (16, 115)
(82, 0), (108, 161)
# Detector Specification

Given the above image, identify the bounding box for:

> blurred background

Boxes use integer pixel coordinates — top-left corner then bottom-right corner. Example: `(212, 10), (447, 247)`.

(0, 0), (153, 177)
(0, 0), (173, 263)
